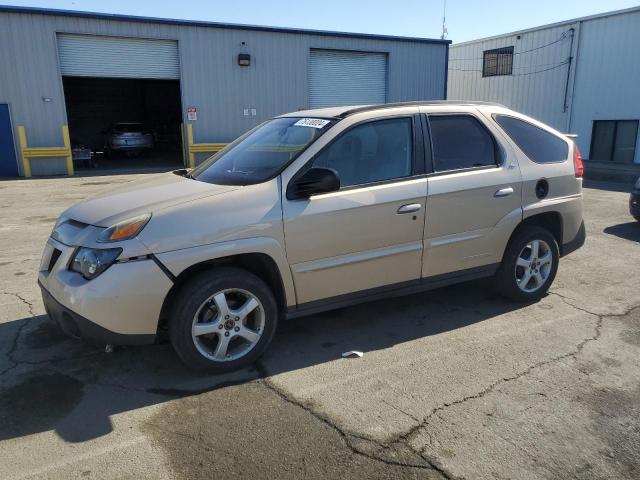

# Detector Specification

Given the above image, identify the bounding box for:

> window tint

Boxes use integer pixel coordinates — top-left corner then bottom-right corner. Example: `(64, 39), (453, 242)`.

(313, 117), (413, 187)
(591, 120), (638, 163)
(494, 115), (568, 163)
(429, 115), (497, 172)
(483, 47), (514, 77)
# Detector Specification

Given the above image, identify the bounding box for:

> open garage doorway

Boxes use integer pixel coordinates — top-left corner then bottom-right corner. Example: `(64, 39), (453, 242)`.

(62, 77), (183, 171)
(57, 33), (183, 172)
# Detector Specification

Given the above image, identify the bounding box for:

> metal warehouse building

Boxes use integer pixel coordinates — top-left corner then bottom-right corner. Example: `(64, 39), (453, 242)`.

(0, 6), (450, 177)
(448, 7), (640, 181)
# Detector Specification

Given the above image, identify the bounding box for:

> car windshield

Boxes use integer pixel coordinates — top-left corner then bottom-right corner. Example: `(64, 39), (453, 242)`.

(114, 124), (145, 133)
(191, 117), (334, 185)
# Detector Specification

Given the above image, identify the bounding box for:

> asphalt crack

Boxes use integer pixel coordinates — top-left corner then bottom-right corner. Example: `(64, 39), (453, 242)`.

(0, 292), (36, 377)
(254, 361), (452, 478)
(386, 297), (640, 478)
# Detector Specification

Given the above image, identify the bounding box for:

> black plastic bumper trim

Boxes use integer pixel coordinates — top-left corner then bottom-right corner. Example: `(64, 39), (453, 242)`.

(630, 192), (640, 221)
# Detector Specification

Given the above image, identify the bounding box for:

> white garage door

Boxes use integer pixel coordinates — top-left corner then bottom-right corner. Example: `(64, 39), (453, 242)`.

(57, 34), (180, 80)
(309, 49), (387, 108)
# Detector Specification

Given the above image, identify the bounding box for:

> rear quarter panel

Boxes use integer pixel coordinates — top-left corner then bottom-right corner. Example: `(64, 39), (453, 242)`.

(480, 107), (584, 245)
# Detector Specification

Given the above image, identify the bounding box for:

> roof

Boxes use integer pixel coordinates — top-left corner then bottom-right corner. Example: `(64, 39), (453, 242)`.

(451, 6), (640, 47)
(0, 5), (451, 45)
(279, 101), (505, 119)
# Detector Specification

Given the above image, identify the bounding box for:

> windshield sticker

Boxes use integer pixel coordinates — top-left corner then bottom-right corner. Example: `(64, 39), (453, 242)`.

(294, 118), (331, 129)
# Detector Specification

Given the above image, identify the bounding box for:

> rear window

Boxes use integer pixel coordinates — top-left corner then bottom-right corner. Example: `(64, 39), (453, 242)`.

(494, 115), (568, 163)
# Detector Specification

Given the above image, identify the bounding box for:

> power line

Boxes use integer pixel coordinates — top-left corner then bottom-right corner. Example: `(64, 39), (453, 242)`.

(448, 30), (572, 62)
(447, 60), (570, 76)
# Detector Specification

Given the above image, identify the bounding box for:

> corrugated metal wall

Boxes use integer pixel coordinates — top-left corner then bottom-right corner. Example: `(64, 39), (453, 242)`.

(569, 10), (640, 162)
(0, 10), (448, 175)
(447, 8), (640, 163)
(448, 23), (575, 132)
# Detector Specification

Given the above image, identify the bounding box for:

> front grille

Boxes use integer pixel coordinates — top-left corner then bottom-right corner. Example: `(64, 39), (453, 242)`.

(48, 248), (62, 272)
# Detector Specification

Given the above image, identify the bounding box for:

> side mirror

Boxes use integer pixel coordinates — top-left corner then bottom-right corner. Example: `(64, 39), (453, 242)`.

(288, 167), (340, 199)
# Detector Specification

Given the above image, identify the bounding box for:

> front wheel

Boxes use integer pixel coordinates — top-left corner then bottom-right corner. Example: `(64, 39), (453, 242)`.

(169, 268), (278, 371)
(495, 226), (559, 302)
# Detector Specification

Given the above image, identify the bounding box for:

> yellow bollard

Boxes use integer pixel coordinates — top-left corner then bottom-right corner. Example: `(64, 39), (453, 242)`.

(186, 123), (195, 168)
(62, 125), (74, 176)
(17, 126), (31, 178)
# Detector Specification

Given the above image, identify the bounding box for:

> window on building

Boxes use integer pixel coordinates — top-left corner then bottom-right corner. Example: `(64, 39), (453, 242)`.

(313, 117), (413, 187)
(494, 115), (568, 163)
(482, 46), (514, 77)
(591, 120), (639, 163)
(429, 115), (498, 172)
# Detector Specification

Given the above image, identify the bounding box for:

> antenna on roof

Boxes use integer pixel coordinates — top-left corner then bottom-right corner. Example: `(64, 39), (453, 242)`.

(441, 0), (448, 40)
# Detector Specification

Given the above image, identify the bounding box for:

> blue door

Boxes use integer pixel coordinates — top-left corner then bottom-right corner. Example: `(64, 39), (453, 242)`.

(0, 104), (19, 177)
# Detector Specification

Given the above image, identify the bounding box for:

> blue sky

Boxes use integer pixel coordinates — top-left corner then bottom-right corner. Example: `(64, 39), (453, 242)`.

(2, 0), (639, 43)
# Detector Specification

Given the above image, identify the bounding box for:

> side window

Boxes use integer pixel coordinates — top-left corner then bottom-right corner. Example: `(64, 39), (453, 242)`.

(494, 115), (568, 163)
(313, 117), (413, 187)
(429, 115), (497, 172)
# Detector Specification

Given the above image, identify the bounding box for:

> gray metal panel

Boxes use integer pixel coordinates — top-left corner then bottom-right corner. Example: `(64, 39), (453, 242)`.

(568, 10), (640, 163)
(0, 10), (447, 175)
(309, 49), (386, 108)
(448, 8), (640, 164)
(57, 34), (179, 79)
(447, 23), (575, 132)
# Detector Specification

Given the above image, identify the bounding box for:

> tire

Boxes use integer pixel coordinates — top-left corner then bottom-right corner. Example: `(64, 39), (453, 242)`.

(495, 225), (560, 302)
(169, 267), (278, 371)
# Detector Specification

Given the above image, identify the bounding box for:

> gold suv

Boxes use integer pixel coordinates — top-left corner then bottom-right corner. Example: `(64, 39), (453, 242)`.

(39, 102), (586, 371)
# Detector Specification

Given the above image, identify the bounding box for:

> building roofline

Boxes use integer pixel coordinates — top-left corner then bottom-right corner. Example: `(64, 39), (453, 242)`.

(451, 6), (640, 47)
(0, 5), (451, 45)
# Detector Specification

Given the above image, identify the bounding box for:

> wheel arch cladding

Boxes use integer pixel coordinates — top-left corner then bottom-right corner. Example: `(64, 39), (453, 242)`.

(511, 212), (563, 250)
(158, 253), (288, 329)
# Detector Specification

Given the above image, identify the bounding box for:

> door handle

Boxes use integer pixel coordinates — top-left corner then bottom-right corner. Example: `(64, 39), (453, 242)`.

(397, 203), (422, 214)
(494, 187), (514, 197)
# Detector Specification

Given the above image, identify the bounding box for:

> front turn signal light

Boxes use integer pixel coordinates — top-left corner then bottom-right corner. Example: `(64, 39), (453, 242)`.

(97, 214), (151, 243)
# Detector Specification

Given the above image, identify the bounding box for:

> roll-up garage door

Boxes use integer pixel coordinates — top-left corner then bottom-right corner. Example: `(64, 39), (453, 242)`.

(309, 49), (387, 108)
(57, 34), (180, 79)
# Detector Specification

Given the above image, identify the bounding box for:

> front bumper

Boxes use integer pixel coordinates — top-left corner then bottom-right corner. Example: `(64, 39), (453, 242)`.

(630, 191), (640, 221)
(40, 283), (155, 345)
(38, 237), (173, 345)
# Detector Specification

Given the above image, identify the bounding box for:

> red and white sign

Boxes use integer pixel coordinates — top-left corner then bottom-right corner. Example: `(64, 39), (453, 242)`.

(187, 106), (197, 121)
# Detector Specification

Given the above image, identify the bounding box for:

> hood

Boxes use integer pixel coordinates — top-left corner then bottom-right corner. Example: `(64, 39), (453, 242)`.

(62, 172), (241, 227)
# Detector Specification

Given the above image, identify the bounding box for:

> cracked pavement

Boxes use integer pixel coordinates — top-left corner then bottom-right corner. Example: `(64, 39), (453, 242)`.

(1, 175), (639, 479)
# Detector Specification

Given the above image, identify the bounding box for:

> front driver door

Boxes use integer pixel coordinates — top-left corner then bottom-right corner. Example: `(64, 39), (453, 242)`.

(282, 113), (427, 305)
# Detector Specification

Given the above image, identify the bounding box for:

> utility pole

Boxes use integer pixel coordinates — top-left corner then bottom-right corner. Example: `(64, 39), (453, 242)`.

(441, 0), (448, 40)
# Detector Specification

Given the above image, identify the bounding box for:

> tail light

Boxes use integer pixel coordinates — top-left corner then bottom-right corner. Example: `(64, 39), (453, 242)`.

(573, 145), (584, 178)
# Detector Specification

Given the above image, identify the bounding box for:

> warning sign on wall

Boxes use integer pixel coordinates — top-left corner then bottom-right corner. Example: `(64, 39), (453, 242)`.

(187, 106), (197, 121)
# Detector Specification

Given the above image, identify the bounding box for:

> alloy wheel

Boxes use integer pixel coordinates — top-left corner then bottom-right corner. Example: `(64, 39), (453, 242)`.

(514, 239), (553, 293)
(191, 288), (265, 362)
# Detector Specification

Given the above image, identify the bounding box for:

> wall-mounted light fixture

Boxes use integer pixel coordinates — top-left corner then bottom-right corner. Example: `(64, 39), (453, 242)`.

(42, 97), (52, 103)
(238, 53), (251, 67)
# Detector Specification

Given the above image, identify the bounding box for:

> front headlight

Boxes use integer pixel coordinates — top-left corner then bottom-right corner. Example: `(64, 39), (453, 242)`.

(97, 214), (151, 243)
(70, 247), (122, 280)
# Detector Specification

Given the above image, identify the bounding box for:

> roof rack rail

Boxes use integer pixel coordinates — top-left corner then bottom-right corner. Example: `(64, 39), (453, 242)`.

(337, 100), (506, 118)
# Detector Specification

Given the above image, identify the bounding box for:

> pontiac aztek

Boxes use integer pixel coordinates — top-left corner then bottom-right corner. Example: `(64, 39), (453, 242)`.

(39, 102), (586, 371)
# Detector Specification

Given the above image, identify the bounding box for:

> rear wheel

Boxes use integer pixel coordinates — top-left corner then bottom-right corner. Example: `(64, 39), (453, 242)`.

(495, 225), (559, 302)
(169, 268), (278, 371)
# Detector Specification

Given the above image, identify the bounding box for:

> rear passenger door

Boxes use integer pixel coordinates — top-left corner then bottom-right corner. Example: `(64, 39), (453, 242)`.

(421, 109), (522, 277)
